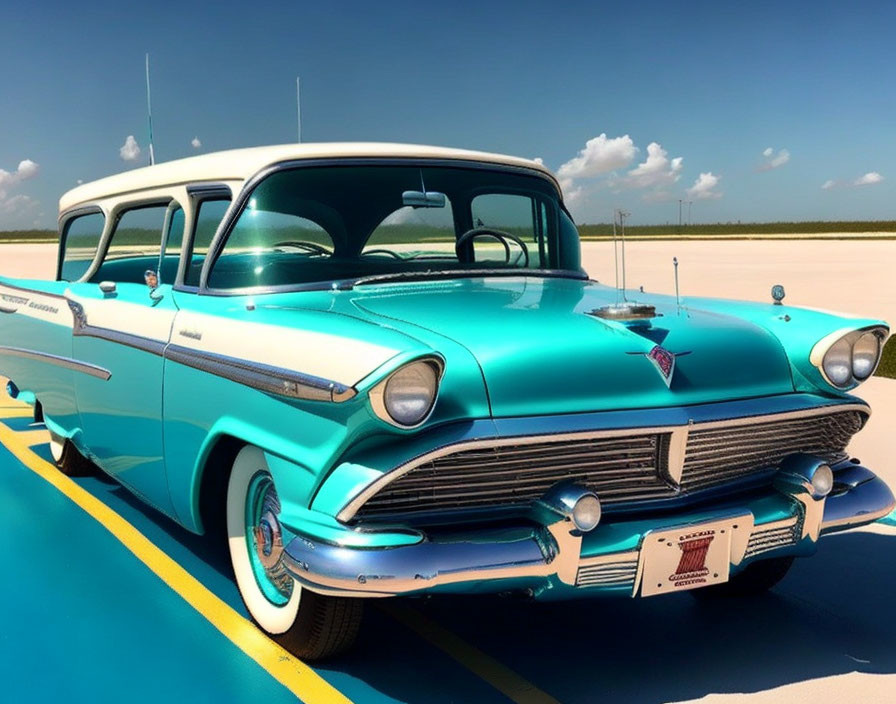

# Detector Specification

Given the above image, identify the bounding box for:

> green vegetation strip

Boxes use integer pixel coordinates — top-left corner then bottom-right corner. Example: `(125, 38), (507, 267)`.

(877, 337), (896, 380)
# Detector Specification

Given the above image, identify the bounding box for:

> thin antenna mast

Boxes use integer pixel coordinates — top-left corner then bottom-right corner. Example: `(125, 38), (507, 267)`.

(145, 53), (155, 165)
(296, 76), (302, 143)
(612, 210), (620, 305)
(618, 209), (630, 301)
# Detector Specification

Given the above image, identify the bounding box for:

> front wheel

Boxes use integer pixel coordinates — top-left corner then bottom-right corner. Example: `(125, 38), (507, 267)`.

(690, 556), (795, 599)
(226, 446), (363, 660)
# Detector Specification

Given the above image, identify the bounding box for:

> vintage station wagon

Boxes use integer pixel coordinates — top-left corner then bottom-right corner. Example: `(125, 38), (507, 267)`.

(0, 143), (892, 659)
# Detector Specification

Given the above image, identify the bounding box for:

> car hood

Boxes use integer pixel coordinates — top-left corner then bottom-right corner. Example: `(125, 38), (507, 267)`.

(346, 277), (796, 417)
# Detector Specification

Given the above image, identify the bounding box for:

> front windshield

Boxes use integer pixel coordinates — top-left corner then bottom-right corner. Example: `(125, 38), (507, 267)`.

(207, 163), (583, 290)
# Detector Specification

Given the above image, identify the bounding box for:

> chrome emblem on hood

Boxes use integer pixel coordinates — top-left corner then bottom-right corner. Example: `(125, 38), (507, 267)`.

(628, 345), (691, 387)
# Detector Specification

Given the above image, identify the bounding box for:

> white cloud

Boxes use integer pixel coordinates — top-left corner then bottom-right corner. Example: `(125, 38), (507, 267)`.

(821, 179), (836, 190)
(191, 136), (202, 149)
(557, 134), (637, 181)
(119, 135), (141, 161)
(0, 158), (40, 187)
(625, 142), (683, 188)
(0, 194), (37, 215)
(854, 171), (883, 186)
(687, 172), (722, 200)
(760, 147), (790, 170)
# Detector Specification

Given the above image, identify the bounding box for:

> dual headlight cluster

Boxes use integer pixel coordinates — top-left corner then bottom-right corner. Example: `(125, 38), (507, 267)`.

(370, 358), (443, 428)
(816, 327), (888, 389)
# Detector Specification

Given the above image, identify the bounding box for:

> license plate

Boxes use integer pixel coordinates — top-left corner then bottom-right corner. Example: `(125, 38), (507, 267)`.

(639, 518), (735, 597)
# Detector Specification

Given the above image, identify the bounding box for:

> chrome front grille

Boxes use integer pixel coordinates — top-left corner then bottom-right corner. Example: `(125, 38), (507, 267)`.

(744, 518), (801, 559)
(680, 411), (865, 491)
(355, 435), (671, 519)
(351, 406), (867, 522)
(576, 556), (639, 588)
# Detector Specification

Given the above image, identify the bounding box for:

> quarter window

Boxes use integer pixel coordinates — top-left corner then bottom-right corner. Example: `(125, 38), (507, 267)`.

(60, 211), (105, 282)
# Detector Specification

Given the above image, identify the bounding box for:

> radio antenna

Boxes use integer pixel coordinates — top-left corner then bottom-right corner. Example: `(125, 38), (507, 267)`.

(145, 53), (156, 165)
(618, 209), (630, 302)
(296, 76), (302, 143)
(673, 256), (681, 309)
(612, 210), (620, 304)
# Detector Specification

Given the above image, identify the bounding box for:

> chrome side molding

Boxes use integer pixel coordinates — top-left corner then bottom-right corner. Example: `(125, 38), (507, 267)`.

(0, 345), (112, 380)
(165, 344), (357, 403)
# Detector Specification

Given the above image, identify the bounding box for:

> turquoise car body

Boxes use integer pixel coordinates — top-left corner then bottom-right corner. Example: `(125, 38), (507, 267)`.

(0, 143), (892, 601)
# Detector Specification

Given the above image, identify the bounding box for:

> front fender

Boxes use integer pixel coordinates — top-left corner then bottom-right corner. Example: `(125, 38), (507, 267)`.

(686, 296), (887, 394)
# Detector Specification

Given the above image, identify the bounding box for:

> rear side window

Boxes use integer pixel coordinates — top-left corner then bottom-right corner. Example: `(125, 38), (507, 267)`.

(184, 198), (231, 286)
(60, 211), (105, 282)
(91, 203), (183, 285)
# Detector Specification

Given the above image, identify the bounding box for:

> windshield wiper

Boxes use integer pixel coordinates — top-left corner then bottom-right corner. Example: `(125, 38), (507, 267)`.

(337, 268), (588, 290)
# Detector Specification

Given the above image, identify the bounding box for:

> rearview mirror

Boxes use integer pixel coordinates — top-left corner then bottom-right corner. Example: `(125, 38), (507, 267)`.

(402, 190), (446, 208)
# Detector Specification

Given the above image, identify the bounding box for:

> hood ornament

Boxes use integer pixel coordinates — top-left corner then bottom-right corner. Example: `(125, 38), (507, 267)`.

(627, 345), (692, 387)
(591, 208), (657, 322)
(771, 284), (785, 305)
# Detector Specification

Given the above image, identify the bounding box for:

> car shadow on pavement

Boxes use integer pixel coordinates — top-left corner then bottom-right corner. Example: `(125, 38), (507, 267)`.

(408, 529), (896, 703)
(25, 428), (896, 703)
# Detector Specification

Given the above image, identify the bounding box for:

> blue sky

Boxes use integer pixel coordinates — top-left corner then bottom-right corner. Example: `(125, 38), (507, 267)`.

(1, 0), (894, 228)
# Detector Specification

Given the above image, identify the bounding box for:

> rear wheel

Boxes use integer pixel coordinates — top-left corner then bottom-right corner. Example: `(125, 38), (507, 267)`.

(691, 556), (795, 599)
(225, 446), (362, 660)
(53, 435), (95, 477)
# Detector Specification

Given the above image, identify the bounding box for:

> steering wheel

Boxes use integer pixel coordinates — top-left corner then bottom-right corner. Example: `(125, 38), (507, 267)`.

(361, 248), (403, 259)
(271, 241), (332, 256)
(454, 227), (529, 268)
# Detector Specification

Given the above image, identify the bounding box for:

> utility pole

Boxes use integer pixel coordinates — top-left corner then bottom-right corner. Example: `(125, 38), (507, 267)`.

(678, 199), (682, 234)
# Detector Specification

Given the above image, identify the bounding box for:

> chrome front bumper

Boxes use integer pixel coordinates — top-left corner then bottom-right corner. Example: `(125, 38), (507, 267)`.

(282, 458), (895, 598)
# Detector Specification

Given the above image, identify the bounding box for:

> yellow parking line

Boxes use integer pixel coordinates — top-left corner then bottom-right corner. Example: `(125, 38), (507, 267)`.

(0, 420), (352, 704)
(380, 603), (561, 704)
(19, 429), (49, 447)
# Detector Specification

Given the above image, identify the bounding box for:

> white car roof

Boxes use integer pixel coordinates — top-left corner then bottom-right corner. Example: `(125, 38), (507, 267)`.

(59, 142), (556, 213)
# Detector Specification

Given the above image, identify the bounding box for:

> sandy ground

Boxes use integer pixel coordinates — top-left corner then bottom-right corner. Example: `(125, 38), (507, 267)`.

(2, 240), (895, 702)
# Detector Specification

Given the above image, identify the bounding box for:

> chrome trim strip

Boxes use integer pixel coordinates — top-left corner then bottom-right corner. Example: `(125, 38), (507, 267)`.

(0, 345), (111, 380)
(77, 325), (168, 356)
(67, 299), (168, 357)
(165, 344), (357, 402)
(337, 402), (870, 523)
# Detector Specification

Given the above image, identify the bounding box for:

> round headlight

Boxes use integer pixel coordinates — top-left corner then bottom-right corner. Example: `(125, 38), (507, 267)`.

(572, 494), (602, 532)
(822, 337), (853, 388)
(852, 332), (880, 380)
(811, 464), (834, 499)
(383, 361), (439, 426)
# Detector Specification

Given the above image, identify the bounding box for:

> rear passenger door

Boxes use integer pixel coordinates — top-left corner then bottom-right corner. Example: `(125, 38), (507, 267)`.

(66, 201), (183, 517)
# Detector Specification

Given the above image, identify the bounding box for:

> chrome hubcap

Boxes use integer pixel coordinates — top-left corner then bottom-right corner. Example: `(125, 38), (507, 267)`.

(246, 472), (293, 604)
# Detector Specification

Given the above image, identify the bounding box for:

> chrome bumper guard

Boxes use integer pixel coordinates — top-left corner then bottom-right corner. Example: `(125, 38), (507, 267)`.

(282, 458), (894, 598)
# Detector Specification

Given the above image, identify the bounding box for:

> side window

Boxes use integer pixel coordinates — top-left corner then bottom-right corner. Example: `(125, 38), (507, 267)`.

(60, 212), (105, 282)
(91, 203), (182, 285)
(184, 199), (230, 286)
(471, 193), (545, 266)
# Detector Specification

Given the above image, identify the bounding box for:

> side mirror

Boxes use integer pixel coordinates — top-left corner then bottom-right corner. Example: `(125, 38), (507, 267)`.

(99, 281), (117, 296)
(402, 190), (446, 208)
(144, 269), (164, 303)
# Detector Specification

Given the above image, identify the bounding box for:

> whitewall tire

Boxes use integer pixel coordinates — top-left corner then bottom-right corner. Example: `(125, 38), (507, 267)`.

(225, 445), (364, 659)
